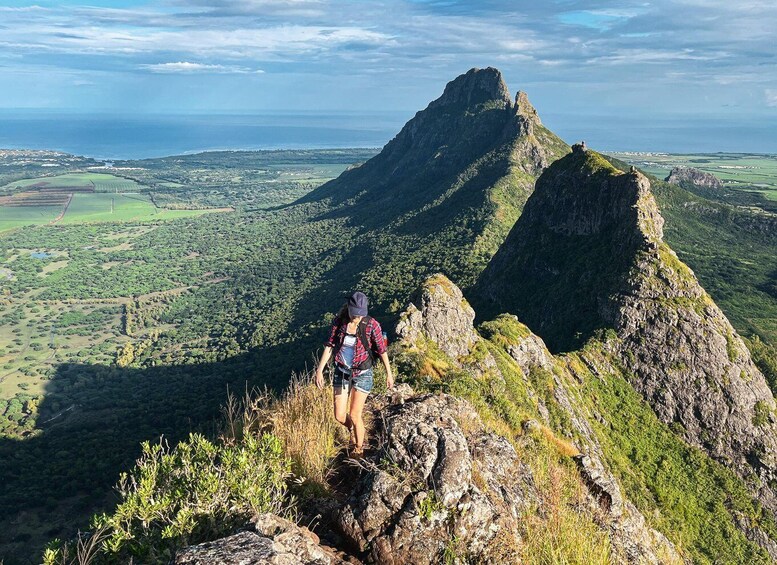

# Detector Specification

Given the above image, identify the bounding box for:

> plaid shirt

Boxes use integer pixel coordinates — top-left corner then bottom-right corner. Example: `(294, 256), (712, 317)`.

(326, 316), (387, 377)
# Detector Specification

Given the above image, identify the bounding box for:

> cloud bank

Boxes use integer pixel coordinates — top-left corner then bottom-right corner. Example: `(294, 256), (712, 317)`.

(0, 0), (775, 120)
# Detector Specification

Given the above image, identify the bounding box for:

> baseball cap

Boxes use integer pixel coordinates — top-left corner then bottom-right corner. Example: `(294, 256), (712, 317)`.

(347, 291), (368, 318)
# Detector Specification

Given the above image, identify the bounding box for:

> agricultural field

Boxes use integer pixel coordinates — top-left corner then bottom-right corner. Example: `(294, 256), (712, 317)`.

(612, 152), (777, 202)
(0, 205), (62, 231)
(0, 171), (231, 232)
(59, 193), (216, 223)
(4, 172), (145, 193)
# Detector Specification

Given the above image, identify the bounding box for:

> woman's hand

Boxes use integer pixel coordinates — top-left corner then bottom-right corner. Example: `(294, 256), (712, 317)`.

(379, 351), (394, 390)
(315, 346), (333, 390)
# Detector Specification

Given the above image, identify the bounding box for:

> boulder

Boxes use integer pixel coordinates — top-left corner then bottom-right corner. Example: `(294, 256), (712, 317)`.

(175, 513), (344, 565)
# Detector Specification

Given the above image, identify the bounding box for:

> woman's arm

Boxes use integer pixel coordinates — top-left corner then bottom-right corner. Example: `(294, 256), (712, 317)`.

(379, 351), (393, 389)
(315, 345), (333, 389)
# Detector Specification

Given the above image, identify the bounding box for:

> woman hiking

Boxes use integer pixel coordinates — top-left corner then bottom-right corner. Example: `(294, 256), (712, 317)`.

(315, 291), (394, 457)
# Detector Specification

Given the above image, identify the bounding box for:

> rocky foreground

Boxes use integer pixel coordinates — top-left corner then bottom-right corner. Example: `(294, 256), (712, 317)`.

(174, 273), (682, 564)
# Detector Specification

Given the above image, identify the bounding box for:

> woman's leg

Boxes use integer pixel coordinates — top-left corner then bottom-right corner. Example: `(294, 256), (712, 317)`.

(333, 387), (353, 431)
(348, 389), (369, 450)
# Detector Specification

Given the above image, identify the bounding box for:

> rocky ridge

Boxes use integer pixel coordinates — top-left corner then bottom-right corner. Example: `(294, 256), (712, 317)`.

(476, 145), (777, 551)
(391, 275), (682, 563)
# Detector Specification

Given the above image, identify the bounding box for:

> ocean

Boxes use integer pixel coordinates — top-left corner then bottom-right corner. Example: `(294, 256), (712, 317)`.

(0, 111), (409, 160)
(1, 111), (776, 160)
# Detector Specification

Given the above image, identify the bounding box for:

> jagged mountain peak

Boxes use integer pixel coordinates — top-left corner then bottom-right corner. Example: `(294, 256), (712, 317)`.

(515, 90), (540, 125)
(426, 66), (512, 111)
(295, 68), (568, 295)
(476, 145), (777, 522)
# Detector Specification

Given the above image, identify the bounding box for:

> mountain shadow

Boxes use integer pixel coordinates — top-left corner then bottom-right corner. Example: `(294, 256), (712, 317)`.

(0, 338), (324, 564)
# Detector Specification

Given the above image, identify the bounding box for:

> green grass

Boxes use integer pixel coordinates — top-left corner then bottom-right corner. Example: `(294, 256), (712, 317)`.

(571, 343), (775, 564)
(59, 193), (211, 223)
(0, 206), (62, 232)
(4, 173), (145, 193)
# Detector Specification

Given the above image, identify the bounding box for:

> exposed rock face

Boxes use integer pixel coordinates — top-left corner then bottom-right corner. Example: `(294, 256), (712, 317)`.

(514, 90), (541, 126)
(427, 66), (511, 111)
(611, 232), (777, 508)
(175, 513), (343, 564)
(336, 392), (533, 564)
(395, 274), (495, 375)
(666, 166), (723, 190)
(477, 148), (777, 515)
(394, 274), (682, 564)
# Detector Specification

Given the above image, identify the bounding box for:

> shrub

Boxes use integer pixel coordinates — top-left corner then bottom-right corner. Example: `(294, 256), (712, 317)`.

(46, 431), (293, 564)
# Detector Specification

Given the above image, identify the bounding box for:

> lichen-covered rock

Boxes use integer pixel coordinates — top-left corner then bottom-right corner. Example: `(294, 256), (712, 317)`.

(336, 393), (533, 564)
(504, 326), (555, 373)
(175, 513), (344, 565)
(612, 241), (777, 510)
(396, 273), (497, 375)
(396, 273), (479, 359)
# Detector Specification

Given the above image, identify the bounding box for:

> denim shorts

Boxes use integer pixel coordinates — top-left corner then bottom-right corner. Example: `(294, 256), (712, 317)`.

(334, 366), (374, 394)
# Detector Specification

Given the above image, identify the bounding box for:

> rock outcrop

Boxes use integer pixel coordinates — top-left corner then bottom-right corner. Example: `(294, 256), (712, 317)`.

(666, 166), (723, 190)
(395, 274), (480, 359)
(336, 391), (534, 564)
(395, 273), (497, 375)
(175, 513), (344, 564)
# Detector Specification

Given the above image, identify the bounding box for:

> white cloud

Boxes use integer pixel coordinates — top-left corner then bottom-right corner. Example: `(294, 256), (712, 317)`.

(140, 62), (263, 74)
(766, 89), (777, 107)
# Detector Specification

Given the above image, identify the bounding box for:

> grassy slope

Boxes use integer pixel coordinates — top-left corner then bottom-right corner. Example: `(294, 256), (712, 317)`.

(396, 314), (774, 563)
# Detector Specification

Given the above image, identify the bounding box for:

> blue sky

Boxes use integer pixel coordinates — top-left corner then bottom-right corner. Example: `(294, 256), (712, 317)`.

(1, 0), (776, 121)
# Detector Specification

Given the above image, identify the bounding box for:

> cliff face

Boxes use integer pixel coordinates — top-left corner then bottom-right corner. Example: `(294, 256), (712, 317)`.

(666, 166), (723, 190)
(477, 145), (777, 518)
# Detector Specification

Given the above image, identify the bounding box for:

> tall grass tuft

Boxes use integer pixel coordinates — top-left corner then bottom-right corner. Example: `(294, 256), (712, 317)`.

(222, 369), (343, 491)
(519, 447), (611, 565)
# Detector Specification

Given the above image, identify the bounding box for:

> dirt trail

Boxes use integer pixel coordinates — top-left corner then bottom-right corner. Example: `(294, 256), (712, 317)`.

(49, 193), (73, 225)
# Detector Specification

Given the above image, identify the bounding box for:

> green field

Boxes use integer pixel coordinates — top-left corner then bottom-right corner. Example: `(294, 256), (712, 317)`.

(0, 170), (231, 232)
(0, 205), (62, 231)
(611, 152), (777, 201)
(3, 172), (144, 193)
(59, 193), (214, 223)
